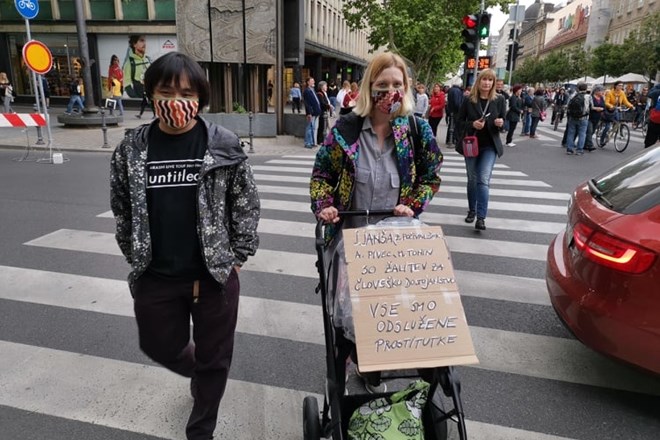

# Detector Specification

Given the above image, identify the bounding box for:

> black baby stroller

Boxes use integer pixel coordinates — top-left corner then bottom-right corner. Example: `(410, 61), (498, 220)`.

(303, 210), (469, 440)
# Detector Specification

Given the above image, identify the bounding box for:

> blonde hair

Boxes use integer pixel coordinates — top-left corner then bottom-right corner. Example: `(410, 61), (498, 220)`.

(0, 72), (8, 82)
(353, 52), (414, 118)
(469, 68), (497, 104)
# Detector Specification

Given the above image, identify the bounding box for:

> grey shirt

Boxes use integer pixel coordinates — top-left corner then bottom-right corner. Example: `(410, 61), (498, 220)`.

(344, 117), (400, 230)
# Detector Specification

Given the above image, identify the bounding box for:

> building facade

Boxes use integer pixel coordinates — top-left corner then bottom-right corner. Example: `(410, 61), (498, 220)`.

(0, 0), (371, 115)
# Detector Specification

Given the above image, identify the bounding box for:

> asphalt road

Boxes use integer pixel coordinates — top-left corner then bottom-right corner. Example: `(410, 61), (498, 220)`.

(0, 119), (658, 440)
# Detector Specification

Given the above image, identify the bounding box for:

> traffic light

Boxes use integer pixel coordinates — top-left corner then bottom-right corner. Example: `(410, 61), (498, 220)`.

(507, 41), (524, 71)
(460, 14), (479, 57)
(478, 13), (491, 39)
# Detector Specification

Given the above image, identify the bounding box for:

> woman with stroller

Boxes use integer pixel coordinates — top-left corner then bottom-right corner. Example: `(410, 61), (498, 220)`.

(309, 51), (442, 393)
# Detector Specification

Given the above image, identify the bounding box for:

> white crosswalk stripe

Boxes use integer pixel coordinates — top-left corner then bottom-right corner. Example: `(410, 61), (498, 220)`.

(5, 150), (657, 440)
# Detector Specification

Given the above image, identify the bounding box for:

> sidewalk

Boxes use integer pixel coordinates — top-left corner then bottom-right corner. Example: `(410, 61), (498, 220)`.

(0, 105), (312, 156)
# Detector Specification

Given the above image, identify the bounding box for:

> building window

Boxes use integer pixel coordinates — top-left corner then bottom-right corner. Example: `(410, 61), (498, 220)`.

(90, 0), (115, 20)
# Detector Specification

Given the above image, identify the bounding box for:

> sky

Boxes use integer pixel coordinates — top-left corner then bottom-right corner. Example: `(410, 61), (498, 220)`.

(487, 0), (562, 35)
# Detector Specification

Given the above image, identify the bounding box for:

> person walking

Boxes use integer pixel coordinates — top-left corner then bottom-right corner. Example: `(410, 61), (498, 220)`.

(64, 77), (84, 115)
(289, 82), (302, 113)
(108, 54), (125, 115)
(565, 81), (591, 155)
(551, 88), (568, 125)
(0, 72), (14, 113)
(584, 85), (605, 152)
(521, 86), (534, 136)
(427, 83), (445, 139)
(455, 68), (506, 231)
(316, 80), (332, 145)
(413, 83), (429, 118)
(303, 76), (322, 148)
(135, 90), (154, 119)
(310, 51), (442, 394)
(644, 82), (660, 149)
(445, 83), (464, 145)
(505, 84), (524, 147)
(529, 88), (546, 138)
(110, 52), (260, 440)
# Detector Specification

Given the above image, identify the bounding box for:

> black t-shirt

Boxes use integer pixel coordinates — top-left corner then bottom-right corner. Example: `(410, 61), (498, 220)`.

(146, 122), (208, 280)
(476, 98), (496, 150)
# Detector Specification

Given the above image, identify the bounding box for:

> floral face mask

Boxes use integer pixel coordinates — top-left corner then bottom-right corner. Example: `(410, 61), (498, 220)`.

(371, 88), (403, 115)
(153, 97), (199, 130)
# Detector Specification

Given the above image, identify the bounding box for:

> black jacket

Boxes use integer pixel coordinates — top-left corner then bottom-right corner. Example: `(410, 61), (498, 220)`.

(455, 94), (506, 157)
(506, 95), (523, 122)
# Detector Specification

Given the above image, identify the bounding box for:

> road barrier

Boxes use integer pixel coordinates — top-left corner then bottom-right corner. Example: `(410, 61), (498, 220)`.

(0, 113), (47, 128)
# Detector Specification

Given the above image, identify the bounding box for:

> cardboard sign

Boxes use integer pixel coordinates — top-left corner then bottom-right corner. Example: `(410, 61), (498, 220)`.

(343, 225), (478, 372)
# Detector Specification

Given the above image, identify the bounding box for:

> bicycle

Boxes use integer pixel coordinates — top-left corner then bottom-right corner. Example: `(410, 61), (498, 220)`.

(553, 104), (566, 131)
(595, 107), (632, 153)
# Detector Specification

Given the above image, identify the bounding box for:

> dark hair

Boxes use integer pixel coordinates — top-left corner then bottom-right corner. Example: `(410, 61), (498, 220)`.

(144, 52), (210, 109)
(512, 84), (523, 94)
(110, 54), (119, 66)
(614, 81), (623, 87)
(128, 35), (144, 49)
(577, 81), (588, 91)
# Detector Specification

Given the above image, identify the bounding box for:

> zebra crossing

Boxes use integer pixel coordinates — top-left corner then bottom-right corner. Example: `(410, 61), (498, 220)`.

(525, 120), (647, 146)
(2, 149), (660, 440)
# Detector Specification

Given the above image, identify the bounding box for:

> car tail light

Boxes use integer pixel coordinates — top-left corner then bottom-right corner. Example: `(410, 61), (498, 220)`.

(572, 222), (656, 274)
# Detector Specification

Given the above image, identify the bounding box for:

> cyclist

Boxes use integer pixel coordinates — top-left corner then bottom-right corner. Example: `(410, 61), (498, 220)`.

(551, 88), (568, 125)
(599, 81), (634, 146)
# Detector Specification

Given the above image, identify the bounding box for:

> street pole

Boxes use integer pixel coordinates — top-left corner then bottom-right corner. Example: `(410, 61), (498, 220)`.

(473, 0), (486, 83)
(507, 0), (521, 88)
(73, 0), (96, 109)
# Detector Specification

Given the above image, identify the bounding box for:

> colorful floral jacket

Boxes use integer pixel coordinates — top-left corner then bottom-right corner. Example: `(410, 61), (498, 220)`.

(110, 118), (260, 291)
(310, 113), (442, 240)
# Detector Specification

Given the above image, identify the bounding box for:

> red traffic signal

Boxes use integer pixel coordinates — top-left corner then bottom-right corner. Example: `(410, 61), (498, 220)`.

(462, 14), (478, 29)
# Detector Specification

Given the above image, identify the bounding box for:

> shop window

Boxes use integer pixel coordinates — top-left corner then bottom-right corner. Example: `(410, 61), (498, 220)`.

(90, 0), (115, 20)
(122, 0), (148, 20)
(155, 0), (175, 20)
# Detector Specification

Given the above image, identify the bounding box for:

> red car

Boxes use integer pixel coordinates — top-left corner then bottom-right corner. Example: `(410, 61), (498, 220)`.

(547, 147), (660, 375)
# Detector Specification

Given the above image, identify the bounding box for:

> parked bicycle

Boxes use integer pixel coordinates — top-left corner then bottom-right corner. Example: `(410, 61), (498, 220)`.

(595, 107), (632, 153)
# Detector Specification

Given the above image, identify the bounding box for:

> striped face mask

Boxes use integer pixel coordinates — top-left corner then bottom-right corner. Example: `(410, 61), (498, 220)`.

(153, 97), (199, 130)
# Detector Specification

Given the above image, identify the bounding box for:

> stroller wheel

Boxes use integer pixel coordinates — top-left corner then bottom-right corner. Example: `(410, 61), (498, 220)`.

(303, 396), (322, 440)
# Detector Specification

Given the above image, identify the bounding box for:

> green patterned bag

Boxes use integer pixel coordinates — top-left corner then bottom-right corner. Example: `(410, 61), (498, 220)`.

(347, 380), (430, 440)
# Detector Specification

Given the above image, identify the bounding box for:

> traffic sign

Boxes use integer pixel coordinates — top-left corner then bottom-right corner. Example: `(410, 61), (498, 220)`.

(15, 0), (39, 20)
(22, 40), (53, 75)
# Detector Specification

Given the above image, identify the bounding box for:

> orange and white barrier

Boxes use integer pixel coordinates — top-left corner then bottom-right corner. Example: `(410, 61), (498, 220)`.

(0, 113), (47, 128)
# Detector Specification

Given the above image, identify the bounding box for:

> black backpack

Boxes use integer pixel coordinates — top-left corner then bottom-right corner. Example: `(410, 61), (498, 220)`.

(567, 93), (586, 118)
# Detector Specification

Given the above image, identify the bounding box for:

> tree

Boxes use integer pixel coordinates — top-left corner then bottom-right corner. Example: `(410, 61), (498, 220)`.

(618, 12), (659, 80)
(341, 0), (514, 85)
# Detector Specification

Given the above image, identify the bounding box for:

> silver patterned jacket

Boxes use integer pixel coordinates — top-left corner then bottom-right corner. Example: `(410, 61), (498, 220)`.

(110, 117), (260, 291)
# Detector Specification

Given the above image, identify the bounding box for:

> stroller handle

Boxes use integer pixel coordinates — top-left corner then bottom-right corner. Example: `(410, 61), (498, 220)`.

(314, 209), (395, 242)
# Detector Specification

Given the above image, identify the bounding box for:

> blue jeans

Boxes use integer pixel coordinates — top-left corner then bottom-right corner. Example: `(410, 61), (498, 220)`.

(522, 112), (531, 134)
(566, 118), (588, 152)
(600, 110), (619, 145)
(66, 95), (84, 113)
(464, 147), (497, 219)
(305, 115), (319, 147)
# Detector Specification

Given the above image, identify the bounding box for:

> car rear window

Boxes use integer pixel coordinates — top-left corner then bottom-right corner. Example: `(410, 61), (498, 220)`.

(593, 147), (660, 214)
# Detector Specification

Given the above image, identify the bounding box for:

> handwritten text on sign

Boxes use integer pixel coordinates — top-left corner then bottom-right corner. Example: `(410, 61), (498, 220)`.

(344, 225), (478, 372)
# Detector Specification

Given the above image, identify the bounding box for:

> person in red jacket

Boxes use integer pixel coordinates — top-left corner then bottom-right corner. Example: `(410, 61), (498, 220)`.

(428, 83), (446, 138)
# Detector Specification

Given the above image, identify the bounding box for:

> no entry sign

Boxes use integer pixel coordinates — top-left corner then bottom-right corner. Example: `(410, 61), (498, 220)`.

(22, 40), (53, 75)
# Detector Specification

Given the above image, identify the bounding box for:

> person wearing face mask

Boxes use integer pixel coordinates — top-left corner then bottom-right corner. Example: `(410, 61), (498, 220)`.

(110, 52), (260, 440)
(455, 68), (506, 231)
(310, 52), (442, 394)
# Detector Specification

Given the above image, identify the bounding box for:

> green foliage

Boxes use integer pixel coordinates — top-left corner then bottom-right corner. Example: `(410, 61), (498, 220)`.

(342, 0), (514, 85)
(232, 102), (247, 113)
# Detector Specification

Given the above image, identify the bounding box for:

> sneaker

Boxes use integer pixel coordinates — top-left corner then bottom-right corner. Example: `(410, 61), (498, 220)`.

(135, 114), (142, 119)
(304, 144), (314, 149)
(63, 112), (71, 116)
(566, 150), (574, 155)
(475, 218), (486, 231)
(576, 150), (584, 156)
(355, 368), (387, 394)
(464, 211), (476, 223)
(506, 142), (516, 147)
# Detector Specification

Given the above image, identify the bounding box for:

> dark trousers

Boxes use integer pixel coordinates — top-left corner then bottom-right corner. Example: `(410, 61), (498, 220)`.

(133, 269), (240, 440)
(645, 121), (660, 148)
(139, 95), (154, 117)
(428, 116), (442, 138)
(529, 116), (540, 136)
(292, 97), (301, 113)
(317, 112), (328, 145)
(445, 112), (457, 144)
(505, 120), (518, 144)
